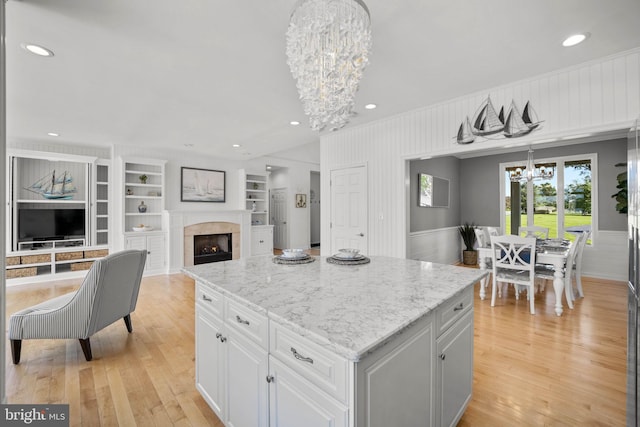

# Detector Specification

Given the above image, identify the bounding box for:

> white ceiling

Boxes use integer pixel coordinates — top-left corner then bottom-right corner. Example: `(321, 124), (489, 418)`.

(6, 0), (640, 161)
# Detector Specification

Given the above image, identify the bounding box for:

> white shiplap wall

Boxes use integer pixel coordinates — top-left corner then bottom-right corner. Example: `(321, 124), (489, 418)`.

(321, 49), (640, 281)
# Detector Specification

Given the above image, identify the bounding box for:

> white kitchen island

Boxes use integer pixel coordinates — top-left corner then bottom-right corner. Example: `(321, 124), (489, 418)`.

(183, 255), (488, 427)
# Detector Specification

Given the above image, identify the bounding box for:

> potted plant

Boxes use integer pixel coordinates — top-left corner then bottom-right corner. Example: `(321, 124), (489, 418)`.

(458, 222), (477, 265)
(139, 174), (148, 184)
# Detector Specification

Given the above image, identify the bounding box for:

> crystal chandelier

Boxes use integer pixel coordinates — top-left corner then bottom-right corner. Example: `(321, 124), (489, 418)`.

(509, 148), (554, 182)
(286, 0), (372, 132)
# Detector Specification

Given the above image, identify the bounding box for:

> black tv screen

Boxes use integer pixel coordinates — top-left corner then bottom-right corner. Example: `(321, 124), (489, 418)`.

(18, 209), (85, 241)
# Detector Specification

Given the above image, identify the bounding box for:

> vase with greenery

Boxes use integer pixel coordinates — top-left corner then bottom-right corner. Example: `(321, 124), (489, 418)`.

(139, 174), (148, 184)
(458, 222), (478, 265)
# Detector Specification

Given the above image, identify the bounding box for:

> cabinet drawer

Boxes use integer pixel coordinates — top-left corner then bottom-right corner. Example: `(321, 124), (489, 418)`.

(224, 299), (269, 350)
(196, 282), (223, 319)
(270, 323), (349, 403)
(435, 286), (473, 336)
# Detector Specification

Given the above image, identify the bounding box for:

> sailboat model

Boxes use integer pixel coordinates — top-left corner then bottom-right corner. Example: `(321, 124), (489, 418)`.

(26, 170), (77, 199)
(472, 95), (504, 136)
(503, 101), (543, 138)
(456, 116), (475, 144)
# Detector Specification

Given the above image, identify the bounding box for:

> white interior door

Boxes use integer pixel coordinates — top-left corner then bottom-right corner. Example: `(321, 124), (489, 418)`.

(271, 188), (288, 249)
(330, 166), (368, 255)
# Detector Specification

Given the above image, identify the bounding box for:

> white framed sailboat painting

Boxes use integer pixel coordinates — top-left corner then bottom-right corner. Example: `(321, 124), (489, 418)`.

(181, 167), (225, 202)
(455, 95), (543, 144)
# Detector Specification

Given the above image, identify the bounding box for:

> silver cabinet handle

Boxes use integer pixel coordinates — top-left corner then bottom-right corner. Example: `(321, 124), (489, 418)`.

(453, 302), (464, 311)
(216, 332), (222, 339)
(290, 347), (313, 364)
(266, 375), (274, 383)
(215, 332), (227, 343)
(202, 295), (212, 302)
(236, 315), (250, 325)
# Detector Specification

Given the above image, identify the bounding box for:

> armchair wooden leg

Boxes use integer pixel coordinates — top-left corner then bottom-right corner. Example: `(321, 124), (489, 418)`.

(79, 338), (92, 361)
(10, 339), (22, 364)
(123, 314), (133, 333)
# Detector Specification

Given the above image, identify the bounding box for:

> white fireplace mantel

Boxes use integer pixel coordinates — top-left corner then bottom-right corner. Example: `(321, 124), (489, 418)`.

(163, 210), (251, 273)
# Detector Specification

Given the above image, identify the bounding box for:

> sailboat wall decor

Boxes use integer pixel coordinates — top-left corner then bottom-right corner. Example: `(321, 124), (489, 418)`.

(455, 95), (543, 144)
(26, 170), (77, 200)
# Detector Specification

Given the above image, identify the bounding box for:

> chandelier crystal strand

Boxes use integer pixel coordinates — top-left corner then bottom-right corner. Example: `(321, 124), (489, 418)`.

(286, 0), (372, 131)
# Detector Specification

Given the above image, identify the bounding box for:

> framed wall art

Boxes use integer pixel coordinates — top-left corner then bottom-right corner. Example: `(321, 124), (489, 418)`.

(181, 167), (225, 202)
(295, 193), (307, 208)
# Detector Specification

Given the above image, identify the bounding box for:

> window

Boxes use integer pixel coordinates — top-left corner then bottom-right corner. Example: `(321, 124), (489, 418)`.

(500, 153), (596, 243)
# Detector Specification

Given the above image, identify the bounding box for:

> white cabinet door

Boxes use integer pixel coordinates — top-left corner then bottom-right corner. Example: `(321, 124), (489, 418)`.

(356, 319), (434, 427)
(146, 234), (165, 271)
(125, 235), (146, 251)
(195, 306), (226, 420)
(251, 226), (273, 256)
(269, 356), (349, 427)
(225, 331), (269, 427)
(124, 234), (165, 273)
(435, 310), (474, 427)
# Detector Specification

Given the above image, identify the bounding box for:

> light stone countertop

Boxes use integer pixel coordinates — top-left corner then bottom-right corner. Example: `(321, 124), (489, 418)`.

(183, 255), (488, 361)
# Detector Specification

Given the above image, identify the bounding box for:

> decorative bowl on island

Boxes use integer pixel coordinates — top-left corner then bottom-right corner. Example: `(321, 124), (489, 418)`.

(335, 248), (360, 259)
(282, 248), (305, 259)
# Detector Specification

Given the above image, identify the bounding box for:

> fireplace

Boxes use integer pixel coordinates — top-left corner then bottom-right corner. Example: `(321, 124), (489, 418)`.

(194, 233), (232, 265)
(182, 220), (242, 268)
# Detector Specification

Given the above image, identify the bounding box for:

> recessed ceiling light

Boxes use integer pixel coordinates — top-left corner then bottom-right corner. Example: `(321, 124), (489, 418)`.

(184, 143), (194, 147)
(47, 132), (59, 137)
(232, 144), (241, 148)
(266, 166), (272, 170)
(562, 33), (589, 47)
(290, 121), (300, 126)
(21, 43), (54, 57)
(365, 103), (377, 110)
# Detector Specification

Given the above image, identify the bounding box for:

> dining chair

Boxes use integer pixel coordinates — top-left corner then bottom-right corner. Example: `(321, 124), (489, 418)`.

(475, 228), (489, 248)
(534, 237), (580, 307)
(490, 235), (537, 314)
(519, 225), (549, 239)
(486, 226), (500, 237)
(572, 230), (591, 298)
(9, 249), (147, 364)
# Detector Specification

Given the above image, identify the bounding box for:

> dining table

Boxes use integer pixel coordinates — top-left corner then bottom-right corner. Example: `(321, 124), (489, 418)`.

(477, 238), (573, 316)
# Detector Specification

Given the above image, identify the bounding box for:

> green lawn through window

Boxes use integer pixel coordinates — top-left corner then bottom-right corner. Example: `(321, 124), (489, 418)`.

(505, 213), (591, 241)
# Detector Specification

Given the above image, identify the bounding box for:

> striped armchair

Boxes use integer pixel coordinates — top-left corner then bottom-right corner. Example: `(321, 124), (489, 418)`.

(9, 249), (147, 364)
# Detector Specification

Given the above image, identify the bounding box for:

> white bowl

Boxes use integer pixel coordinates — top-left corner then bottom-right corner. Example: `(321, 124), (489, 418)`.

(132, 226), (154, 232)
(282, 248), (305, 258)
(337, 248), (360, 259)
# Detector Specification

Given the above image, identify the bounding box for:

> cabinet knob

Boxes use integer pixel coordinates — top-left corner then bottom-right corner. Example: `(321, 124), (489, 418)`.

(266, 375), (274, 383)
(220, 336), (227, 343)
(357, 233), (364, 237)
(440, 354), (446, 360)
(453, 302), (464, 311)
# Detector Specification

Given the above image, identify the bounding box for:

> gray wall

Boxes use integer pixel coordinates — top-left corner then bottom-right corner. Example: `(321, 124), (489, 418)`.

(410, 156), (461, 232)
(459, 138), (627, 231)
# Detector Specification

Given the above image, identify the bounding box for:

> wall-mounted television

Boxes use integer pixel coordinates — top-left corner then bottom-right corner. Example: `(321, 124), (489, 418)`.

(18, 208), (85, 241)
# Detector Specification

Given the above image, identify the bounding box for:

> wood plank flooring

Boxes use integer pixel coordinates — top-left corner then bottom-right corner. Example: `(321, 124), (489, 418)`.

(5, 273), (627, 426)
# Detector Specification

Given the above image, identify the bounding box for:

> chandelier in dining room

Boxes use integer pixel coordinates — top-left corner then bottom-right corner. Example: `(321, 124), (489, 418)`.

(509, 148), (554, 182)
(286, 0), (372, 132)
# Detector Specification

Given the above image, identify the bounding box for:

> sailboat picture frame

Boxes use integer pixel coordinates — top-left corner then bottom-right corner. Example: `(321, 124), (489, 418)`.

(181, 167), (226, 202)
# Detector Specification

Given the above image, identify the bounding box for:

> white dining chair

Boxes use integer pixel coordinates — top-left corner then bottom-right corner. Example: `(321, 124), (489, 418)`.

(572, 230), (591, 298)
(535, 237), (580, 308)
(486, 226), (500, 237)
(519, 225), (549, 239)
(490, 235), (537, 314)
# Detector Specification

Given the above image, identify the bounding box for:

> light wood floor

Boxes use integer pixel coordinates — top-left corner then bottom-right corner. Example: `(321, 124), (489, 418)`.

(5, 273), (627, 426)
